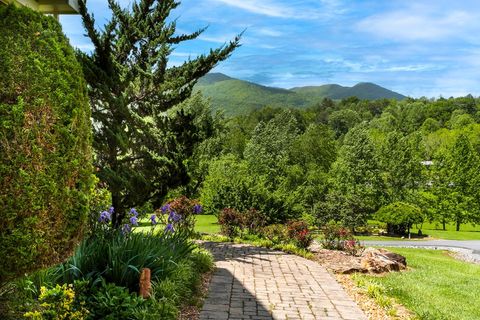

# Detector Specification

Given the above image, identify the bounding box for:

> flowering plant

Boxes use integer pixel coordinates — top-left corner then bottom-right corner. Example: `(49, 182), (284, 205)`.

(286, 220), (313, 249)
(320, 224), (364, 256)
(151, 196), (202, 235)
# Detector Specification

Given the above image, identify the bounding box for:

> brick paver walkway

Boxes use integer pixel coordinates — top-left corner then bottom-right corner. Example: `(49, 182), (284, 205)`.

(199, 242), (367, 320)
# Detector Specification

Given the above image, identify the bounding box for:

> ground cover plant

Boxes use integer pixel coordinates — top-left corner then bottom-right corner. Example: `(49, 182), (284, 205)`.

(2, 203), (212, 319)
(355, 247), (480, 320)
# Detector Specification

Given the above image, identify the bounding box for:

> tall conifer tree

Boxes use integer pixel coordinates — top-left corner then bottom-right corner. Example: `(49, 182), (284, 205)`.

(77, 0), (240, 225)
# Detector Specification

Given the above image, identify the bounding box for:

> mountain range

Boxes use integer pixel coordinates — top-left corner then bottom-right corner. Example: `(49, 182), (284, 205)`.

(194, 73), (407, 116)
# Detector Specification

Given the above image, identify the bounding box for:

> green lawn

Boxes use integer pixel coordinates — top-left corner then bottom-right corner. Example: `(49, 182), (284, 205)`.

(357, 248), (480, 320)
(194, 214), (221, 234)
(357, 221), (480, 241)
(135, 214), (220, 234)
(137, 214), (480, 240)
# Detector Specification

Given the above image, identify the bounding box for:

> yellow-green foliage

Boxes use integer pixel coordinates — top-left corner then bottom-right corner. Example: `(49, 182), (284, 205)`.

(0, 5), (93, 283)
(24, 284), (89, 320)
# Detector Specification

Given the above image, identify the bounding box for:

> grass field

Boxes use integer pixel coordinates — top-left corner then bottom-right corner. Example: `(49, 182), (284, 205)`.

(356, 247), (480, 320)
(137, 214), (480, 240)
(194, 214), (221, 234)
(358, 221), (480, 241)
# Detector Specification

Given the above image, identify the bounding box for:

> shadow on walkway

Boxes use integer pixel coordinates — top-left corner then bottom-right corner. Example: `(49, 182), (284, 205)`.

(199, 241), (367, 320)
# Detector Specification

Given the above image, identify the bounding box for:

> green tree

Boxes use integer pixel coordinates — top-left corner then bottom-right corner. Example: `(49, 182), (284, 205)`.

(324, 123), (384, 229)
(77, 0), (240, 225)
(0, 5), (93, 282)
(380, 132), (423, 202)
(375, 202), (423, 236)
(442, 134), (480, 230)
(328, 109), (361, 138)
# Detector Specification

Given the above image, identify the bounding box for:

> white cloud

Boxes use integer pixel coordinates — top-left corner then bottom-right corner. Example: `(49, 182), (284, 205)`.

(256, 27), (283, 37)
(357, 9), (478, 41)
(198, 34), (236, 43)
(209, 0), (336, 20)
(210, 0), (293, 18)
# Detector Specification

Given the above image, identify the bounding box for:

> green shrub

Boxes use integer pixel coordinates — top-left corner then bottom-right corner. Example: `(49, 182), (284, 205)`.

(262, 224), (288, 244)
(375, 202), (423, 235)
(55, 229), (194, 293)
(155, 196), (202, 235)
(242, 208), (268, 234)
(200, 155), (297, 222)
(320, 224), (364, 255)
(218, 208), (242, 238)
(286, 220), (313, 249)
(0, 5), (93, 283)
(86, 279), (145, 320)
(24, 282), (89, 320)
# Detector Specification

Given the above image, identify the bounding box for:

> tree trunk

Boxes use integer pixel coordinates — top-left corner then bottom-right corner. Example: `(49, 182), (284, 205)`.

(442, 219), (446, 231)
(112, 193), (124, 228)
(456, 220), (461, 232)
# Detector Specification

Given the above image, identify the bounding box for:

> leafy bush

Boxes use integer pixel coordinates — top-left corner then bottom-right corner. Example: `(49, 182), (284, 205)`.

(0, 5), (93, 283)
(200, 155), (297, 222)
(320, 224), (363, 255)
(24, 282), (89, 320)
(85, 279), (147, 320)
(375, 202), (423, 235)
(286, 220), (313, 249)
(242, 208), (268, 234)
(262, 224), (288, 245)
(218, 208), (242, 238)
(155, 196), (202, 235)
(55, 226), (194, 293)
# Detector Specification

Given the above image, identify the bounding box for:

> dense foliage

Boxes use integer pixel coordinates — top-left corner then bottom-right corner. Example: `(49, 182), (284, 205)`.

(0, 5), (93, 283)
(4, 208), (212, 319)
(77, 0), (240, 225)
(197, 95), (480, 234)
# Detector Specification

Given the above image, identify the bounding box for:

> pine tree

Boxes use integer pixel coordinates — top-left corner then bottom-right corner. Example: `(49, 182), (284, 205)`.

(77, 0), (241, 225)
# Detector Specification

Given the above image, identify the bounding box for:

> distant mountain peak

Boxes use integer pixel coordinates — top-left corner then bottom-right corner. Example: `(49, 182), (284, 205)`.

(195, 73), (406, 116)
(197, 72), (233, 85)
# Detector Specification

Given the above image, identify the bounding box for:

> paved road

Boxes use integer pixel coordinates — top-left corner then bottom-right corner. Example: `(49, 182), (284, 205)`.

(362, 240), (480, 260)
(200, 242), (367, 320)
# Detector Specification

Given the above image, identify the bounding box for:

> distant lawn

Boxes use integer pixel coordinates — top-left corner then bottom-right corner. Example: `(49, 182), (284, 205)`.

(136, 214), (480, 240)
(356, 248), (480, 320)
(135, 214), (220, 234)
(357, 221), (480, 241)
(194, 214), (221, 234)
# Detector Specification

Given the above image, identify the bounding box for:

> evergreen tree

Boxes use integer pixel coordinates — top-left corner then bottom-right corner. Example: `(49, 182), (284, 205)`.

(77, 0), (240, 225)
(325, 123), (384, 228)
(443, 134), (480, 230)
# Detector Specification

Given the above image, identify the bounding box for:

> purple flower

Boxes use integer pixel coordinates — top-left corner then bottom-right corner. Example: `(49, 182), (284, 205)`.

(164, 223), (174, 233)
(193, 204), (203, 214)
(98, 210), (111, 223)
(168, 211), (181, 223)
(150, 214), (157, 225)
(130, 208), (138, 216)
(160, 204), (170, 214)
(108, 206), (114, 214)
(122, 224), (132, 235)
(129, 216), (138, 226)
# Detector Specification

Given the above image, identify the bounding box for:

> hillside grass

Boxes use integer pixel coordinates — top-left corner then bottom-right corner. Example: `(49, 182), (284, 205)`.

(354, 248), (480, 320)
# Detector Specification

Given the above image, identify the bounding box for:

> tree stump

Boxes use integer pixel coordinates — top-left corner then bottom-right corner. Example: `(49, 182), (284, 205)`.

(139, 268), (151, 298)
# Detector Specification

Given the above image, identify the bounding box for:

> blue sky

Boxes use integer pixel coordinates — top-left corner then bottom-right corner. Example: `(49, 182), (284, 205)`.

(60, 0), (480, 98)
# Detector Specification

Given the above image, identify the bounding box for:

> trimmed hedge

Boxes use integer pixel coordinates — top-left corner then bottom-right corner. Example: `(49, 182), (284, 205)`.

(0, 5), (93, 283)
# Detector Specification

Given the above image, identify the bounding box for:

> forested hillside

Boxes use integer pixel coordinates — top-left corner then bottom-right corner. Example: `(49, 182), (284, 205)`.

(194, 73), (406, 115)
(175, 94), (480, 234)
